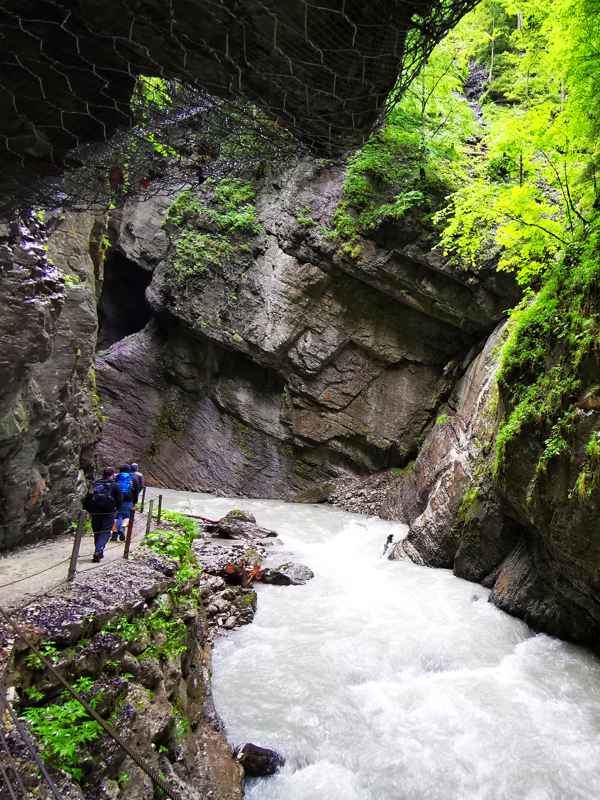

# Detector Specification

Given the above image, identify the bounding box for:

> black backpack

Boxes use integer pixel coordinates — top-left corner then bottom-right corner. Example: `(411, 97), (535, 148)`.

(88, 480), (115, 513)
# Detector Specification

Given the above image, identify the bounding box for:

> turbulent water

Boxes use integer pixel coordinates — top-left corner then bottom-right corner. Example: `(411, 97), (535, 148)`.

(151, 490), (600, 800)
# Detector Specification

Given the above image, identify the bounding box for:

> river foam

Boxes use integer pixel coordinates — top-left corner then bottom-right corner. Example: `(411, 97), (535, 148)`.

(149, 489), (600, 800)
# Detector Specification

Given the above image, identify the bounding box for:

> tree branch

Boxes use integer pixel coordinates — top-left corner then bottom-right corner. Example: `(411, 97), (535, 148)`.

(504, 213), (570, 246)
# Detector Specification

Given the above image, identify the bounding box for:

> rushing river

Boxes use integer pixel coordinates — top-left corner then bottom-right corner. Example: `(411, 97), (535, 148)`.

(150, 489), (600, 800)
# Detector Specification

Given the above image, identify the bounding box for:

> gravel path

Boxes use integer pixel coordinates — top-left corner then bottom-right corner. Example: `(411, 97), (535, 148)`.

(0, 507), (149, 609)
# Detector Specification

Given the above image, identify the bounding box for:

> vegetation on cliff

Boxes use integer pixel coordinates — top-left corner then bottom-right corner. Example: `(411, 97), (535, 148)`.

(330, 0), (600, 510)
(163, 178), (260, 284)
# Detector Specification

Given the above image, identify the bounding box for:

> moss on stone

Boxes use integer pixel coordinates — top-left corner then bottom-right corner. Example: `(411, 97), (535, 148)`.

(494, 251), (600, 481)
(457, 484), (480, 523)
(163, 178), (261, 286)
(147, 399), (189, 457)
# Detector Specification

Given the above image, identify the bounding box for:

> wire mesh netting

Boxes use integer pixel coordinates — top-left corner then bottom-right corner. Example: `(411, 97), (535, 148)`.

(1, 0), (478, 210)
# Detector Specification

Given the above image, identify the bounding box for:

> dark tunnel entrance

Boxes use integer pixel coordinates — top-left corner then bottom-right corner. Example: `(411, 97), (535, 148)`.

(97, 251), (152, 350)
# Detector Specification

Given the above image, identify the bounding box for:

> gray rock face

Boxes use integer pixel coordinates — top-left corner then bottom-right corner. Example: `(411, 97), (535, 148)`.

(390, 322), (514, 574)
(0, 211), (101, 550)
(261, 563), (314, 585)
(98, 160), (515, 499)
(1, 1), (466, 207)
(385, 315), (600, 646)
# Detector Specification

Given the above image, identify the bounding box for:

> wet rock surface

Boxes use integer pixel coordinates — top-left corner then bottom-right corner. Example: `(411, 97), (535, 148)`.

(194, 511), (313, 594)
(0, 210), (102, 550)
(365, 318), (600, 647)
(204, 510), (279, 540)
(235, 743), (285, 777)
(261, 563), (314, 586)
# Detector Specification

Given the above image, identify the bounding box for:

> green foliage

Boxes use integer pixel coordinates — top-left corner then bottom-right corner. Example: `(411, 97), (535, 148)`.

(494, 244), (600, 478)
(117, 772), (131, 788)
(435, 414), (449, 426)
(24, 686), (44, 702)
(134, 77), (172, 114)
(102, 606), (188, 662)
(164, 179), (260, 285)
(458, 485), (480, 523)
(586, 432), (600, 460)
(144, 509), (201, 589)
(170, 230), (234, 282)
(296, 206), (317, 227)
(21, 677), (102, 780)
(25, 641), (60, 670)
(438, 0), (600, 286)
(573, 432), (600, 499)
(331, 33), (477, 254)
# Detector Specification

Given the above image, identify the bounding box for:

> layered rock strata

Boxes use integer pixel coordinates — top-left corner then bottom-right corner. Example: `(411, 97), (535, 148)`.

(386, 318), (600, 647)
(0, 211), (102, 550)
(98, 160), (516, 499)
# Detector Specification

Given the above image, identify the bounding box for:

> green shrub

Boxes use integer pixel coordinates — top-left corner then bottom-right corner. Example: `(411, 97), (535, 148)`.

(21, 677), (102, 781)
(494, 242), (600, 479)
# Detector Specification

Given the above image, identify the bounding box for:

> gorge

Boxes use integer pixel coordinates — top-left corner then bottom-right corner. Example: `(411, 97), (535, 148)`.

(1, 0), (600, 796)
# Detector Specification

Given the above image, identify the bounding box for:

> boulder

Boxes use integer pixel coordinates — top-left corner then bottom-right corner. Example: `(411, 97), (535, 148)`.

(236, 743), (285, 777)
(260, 563), (314, 586)
(206, 515), (278, 541)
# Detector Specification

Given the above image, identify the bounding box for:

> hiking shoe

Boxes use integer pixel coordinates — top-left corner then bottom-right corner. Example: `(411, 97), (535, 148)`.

(110, 535), (118, 542)
(118, 533), (125, 542)
(92, 553), (101, 563)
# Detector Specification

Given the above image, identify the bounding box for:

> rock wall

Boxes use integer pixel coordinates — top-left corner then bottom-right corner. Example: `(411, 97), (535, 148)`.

(0, 211), (102, 550)
(97, 160), (516, 498)
(387, 317), (600, 647)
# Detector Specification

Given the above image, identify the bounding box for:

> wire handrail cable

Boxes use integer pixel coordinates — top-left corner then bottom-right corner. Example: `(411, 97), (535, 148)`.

(0, 605), (183, 800)
(5, 704), (64, 800)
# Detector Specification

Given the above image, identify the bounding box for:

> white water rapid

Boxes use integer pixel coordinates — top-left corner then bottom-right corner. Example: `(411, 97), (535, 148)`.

(151, 489), (600, 800)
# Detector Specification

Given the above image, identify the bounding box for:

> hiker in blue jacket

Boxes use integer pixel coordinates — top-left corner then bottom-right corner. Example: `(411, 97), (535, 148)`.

(112, 464), (140, 542)
(83, 468), (122, 562)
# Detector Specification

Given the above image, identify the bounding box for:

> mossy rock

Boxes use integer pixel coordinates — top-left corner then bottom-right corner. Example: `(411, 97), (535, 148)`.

(223, 509), (256, 523)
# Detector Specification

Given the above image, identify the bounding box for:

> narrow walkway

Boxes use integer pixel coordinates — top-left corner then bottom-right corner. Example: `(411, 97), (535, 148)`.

(0, 511), (147, 609)
(0, 487), (249, 611)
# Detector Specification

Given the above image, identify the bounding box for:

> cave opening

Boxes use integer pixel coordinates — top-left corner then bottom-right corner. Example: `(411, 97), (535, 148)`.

(97, 251), (152, 350)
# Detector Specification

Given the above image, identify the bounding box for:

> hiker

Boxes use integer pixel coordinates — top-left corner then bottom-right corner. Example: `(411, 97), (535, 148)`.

(112, 464), (140, 542)
(382, 534), (394, 556)
(131, 462), (145, 493)
(83, 468), (122, 562)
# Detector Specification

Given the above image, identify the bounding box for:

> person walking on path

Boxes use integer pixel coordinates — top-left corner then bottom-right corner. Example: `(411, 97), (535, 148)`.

(83, 468), (122, 562)
(131, 462), (145, 493)
(113, 464), (140, 541)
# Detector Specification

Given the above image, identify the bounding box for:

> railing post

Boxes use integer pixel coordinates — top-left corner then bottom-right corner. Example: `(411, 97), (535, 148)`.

(157, 494), (162, 525)
(123, 508), (135, 560)
(145, 499), (154, 537)
(140, 485), (146, 513)
(67, 511), (85, 581)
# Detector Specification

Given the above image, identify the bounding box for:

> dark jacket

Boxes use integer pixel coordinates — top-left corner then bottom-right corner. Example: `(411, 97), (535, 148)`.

(83, 479), (122, 515)
(133, 470), (145, 490)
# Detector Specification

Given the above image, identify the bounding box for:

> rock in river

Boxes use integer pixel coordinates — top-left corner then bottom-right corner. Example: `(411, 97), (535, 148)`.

(236, 743), (285, 777)
(260, 563), (314, 585)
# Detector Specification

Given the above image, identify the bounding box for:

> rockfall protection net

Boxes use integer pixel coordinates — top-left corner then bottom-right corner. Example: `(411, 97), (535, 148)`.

(0, 0), (478, 210)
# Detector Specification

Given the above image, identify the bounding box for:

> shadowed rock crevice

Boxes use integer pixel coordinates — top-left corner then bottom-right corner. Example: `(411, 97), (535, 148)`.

(98, 251), (152, 350)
